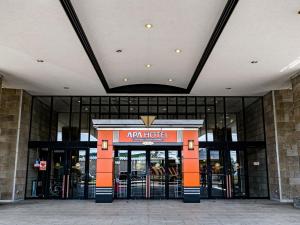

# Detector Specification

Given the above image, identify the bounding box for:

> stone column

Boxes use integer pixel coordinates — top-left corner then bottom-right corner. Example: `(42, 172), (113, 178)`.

(0, 88), (32, 201)
(291, 75), (300, 197)
(264, 74), (300, 202)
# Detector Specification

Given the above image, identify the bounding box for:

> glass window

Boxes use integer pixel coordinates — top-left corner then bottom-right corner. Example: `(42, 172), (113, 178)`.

(206, 114), (215, 142)
(168, 97), (176, 105)
(158, 97), (167, 105)
(247, 147), (268, 197)
(88, 148), (97, 198)
(110, 97), (119, 105)
(197, 106), (206, 142)
(80, 106), (89, 141)
(244, 97), (265, 141)
(91, 97), (100, 105)
(30, 97), (51, 141)
(26, 148), (49, 198)
(52, 97), (71, 141)
(225, 97), (244, 142)
(139, 97), (148, 105)
(90, 106), (99, 142)
(70, 97), (80, 141)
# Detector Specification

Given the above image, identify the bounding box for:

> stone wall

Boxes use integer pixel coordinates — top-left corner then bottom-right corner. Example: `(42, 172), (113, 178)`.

(264, 76), (300, 201)
(0, 89), (31, 201)
(263, 92), (280, 200)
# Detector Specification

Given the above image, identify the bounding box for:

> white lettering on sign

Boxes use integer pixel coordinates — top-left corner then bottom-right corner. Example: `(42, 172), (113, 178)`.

(126, 131), (167, 142)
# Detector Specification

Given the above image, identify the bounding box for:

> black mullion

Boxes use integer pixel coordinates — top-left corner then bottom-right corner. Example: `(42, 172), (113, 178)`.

(207, 149), (212, 198)
(176, 97), (178, 119)
(185, 96), (188, 119)
(214, 97), (217, 141)
(165, 150), (169, 199)
(69, 97), (72, 142)
(242, 97), (250, 197)
(46, 97), (53, 198)
(78, 97), (82, 140)
(88, 97), (91, 141)
(127, 150), (131, 199)
(204, 97), (208, 142)
(178, 149), (182, 198)
(261, 97), (270, 198)
(84, 148), (89, 199)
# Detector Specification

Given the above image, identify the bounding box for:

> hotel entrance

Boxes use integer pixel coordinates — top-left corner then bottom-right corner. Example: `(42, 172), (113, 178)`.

(114, 149), (182, 199)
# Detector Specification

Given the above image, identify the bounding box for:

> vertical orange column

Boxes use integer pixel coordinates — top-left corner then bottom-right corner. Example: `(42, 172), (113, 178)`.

(95, 130), (113, 203)
(182, 130), (200, 203)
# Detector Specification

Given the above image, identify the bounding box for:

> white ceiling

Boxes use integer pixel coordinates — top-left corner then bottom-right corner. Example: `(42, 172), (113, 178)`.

(0, 0), (299, 96)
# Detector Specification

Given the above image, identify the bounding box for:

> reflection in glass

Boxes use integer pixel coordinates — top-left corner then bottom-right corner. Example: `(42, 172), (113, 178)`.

(131, 151), (146, 198)
(150, 151), (165, 198)
(226, 98), (244, 142)
(69, 149), (86, 199)
(30, 97), (51, 141)
(199, 148), (208, 198)
(88, 148), (97, 198)
(210, 150), (225, 197)
(114, 150), (128, 198)
(168, 151), (182, 198)
(230, 150), (246, 197)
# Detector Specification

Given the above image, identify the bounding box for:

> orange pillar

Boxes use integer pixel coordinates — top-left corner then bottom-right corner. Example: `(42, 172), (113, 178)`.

(182, 130), (200, 203)
(95, 130), (113, 203)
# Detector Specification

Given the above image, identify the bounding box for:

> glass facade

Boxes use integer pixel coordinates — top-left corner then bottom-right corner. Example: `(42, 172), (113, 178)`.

(26, 96), (268, 199)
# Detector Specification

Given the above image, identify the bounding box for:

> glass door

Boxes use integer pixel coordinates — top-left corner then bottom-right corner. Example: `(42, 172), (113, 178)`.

(229, 150), (246, 197)
(208, 149), (225, 198)
(48, 148), (88, 199)
(114, 149), (182, 199)
(130, 151), (147, 198)
(167, 150), (182, 198)
(67, 149), (87, 199)
(48, 149), (65, 198)
(149, 150), (166, 199)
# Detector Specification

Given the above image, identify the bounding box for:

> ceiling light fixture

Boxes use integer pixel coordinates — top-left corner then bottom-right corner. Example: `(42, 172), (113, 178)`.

(225, 88), (232, 90)
(251, 60), (258, 64)
(175, 49), (182, 53)
(123, 78), (128, 82)
(145, 64), (152, 68)
(37, 59), (44, 63)
(116, 49), (122, 53)
(64, 87), (70, 90)
(145, 24), (153, 29)
(168, 78), (173, 82)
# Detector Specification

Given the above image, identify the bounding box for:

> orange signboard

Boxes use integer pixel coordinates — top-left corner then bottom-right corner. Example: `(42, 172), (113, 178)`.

(119, 130), (177, 143)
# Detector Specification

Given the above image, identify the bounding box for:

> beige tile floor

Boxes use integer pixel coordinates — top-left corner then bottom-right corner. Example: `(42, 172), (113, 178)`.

(0, 199), (299, 225)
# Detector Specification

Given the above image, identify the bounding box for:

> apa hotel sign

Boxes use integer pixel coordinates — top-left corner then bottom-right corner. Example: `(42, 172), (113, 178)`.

(119, 130), (177, 143)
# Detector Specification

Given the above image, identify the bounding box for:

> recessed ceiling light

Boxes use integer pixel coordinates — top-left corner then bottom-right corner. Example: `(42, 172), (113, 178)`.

(123, 78), (128, 82)
(175, 49), (182, 53)
(298, 10), (300, 14)
(251, 60), (258, 64)
(225, 87), (232, 90)
(168, 78), (173, 82)
(116, 49), (122, 53)
(145, 24), (153, 29)
(77, 100), (81, 103)
(37, 59), (44, 63)
(145, 64), (152, 68)
(63, 87), (70, 90)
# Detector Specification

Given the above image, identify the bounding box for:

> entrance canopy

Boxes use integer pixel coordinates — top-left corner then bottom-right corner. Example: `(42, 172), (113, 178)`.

(92, 119), (204, 129)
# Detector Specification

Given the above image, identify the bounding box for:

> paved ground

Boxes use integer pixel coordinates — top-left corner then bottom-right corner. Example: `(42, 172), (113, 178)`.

(0, 199), (299, 225)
